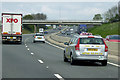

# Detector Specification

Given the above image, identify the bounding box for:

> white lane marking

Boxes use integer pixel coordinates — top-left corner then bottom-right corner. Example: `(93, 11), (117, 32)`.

(38, 59), (44, 64)
(107, 62), (120, 67)
(45, 41), (64, 50)
(31, 53), (34, 55)
(46, 66), (49, 69)
(27, 48), (30, 51)
(26, 46), (28, 48)
(25, 44), (26, 45)
(54, 74), (64, 80)
(46, 40), (120, 67)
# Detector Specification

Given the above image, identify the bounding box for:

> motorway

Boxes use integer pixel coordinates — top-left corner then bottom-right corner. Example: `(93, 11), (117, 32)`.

(1, 30), (119, 80)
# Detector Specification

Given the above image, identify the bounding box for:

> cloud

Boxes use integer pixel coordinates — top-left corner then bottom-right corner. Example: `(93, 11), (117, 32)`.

(77, 7), (104, 15)
(41, 5), (60, 20)
(41, 6), (54, 14)
(0, 2), (118, 20)
(1, 0), (120, 2)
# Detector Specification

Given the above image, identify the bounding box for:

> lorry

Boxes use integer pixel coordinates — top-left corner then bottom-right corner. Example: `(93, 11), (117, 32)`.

(1, 13), (22, 44)
(77, 24), (88, 34)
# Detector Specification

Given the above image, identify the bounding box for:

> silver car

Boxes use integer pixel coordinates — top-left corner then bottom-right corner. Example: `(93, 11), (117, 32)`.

(64, 34), (108, 66)
(33, 33), (45, 43)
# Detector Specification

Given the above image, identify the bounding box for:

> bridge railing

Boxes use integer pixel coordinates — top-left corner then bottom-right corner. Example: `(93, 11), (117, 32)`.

(23, 20), (103, 23)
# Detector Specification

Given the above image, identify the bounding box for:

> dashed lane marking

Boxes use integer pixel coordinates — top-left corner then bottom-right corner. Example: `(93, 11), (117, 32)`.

(24, 36), (120, 68)
(54, 74), (64, 80)
(38, 59), (44, 64)
(27, 48), (30, 51)
(31, 53), (34, 55)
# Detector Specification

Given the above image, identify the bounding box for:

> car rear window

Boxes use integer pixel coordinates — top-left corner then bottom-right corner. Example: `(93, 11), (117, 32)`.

(35, 34), (44, 36)
(80, 38), (104, 44)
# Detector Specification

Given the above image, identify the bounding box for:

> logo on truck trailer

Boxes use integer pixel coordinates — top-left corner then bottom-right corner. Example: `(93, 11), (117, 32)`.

(6, 18), (18, 23)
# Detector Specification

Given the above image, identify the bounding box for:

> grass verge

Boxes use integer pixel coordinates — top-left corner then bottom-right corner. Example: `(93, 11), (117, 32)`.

(88, 22), (120, 38)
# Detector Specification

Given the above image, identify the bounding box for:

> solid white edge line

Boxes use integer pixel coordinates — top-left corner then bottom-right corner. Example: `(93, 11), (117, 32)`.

(38, 59), (44, 64)
(45, 41), (64, 50)
(46, 41), (120, 67)
(107, 62), (120, 67)
(54, 74), (64, 80)
(24, 35), (120, 67)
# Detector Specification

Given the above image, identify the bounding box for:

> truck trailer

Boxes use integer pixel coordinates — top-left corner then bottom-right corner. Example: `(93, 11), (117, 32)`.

(1, 13), (22, 44)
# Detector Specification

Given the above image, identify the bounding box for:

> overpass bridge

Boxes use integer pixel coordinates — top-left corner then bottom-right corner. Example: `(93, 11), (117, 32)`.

(0, 20), (103, 33)
(0, 20), (103, 26)
(22, 20), (103, 33)
(22, 20), (103, 25)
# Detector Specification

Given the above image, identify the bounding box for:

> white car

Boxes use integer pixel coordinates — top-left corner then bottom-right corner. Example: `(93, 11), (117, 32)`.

(33, 33), (45, 43)
(64, 34), (108, 66)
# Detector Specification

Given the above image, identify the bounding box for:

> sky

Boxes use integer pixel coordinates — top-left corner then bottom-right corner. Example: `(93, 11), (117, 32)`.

(0, 0), (119, 20)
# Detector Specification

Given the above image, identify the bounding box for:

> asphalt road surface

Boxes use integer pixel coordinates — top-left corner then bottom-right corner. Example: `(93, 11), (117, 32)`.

(1, 33), (119, 80)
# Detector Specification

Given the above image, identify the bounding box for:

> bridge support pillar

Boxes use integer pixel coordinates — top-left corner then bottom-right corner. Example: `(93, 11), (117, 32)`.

(34, 25), (36, 33)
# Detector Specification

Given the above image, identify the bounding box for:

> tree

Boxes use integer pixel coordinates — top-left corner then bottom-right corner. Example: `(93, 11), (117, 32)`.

(23, 13), (47, 20)
(32, 13), (47, 20)
(103, 3), (120, 22)
(115, 14), (119, 20)
(118, 1), (120, 19)
(93, 14), (103, 20)
(23, 15), (33, 20)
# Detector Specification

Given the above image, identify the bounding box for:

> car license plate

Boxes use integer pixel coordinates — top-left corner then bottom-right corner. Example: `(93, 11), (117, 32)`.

(38, 37), (42, 39)
(88, 49), (98, 51)
(10, 37), (13, 39)
(82, 52), (103, 55)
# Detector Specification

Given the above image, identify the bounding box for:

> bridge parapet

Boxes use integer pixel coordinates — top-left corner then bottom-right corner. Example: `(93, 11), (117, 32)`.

(23, 20), (103, 25)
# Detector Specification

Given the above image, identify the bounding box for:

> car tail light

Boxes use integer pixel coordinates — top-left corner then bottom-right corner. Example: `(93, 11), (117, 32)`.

(102, 39), (108, 52)
(75, 38), (80, 51)
(34, 36), (36, 38)
(16, 32), (21, 35)
(105, 45), (108, 52)
(3, 32), (8, 34)
(2, 37), (6, 39)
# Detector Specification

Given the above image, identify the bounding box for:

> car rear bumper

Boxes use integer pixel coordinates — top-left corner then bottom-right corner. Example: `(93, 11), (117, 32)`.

(2, 39), (21, 42)
(74, 51), (108, 61)
(73, 55), (107, 61)
(34, 39), (45, 42)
